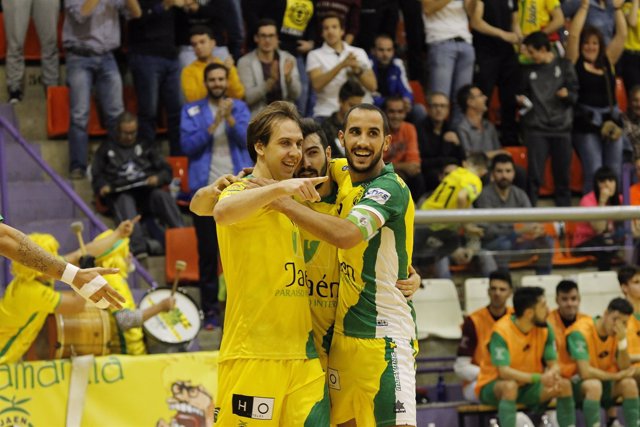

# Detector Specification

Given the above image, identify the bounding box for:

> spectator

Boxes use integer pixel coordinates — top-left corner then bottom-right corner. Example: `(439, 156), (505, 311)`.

(314, 0), (361, 45)
(383, 96), (425, 200)
(547, 280), (590, 380)
(355, 0), (399, 51)
(566, 298), (639, 427)
(174, 0), (234, 68)
(4, 0), (59, 103)
(621, 0), (640, 91)
(422, 0), (475, 124)
(180, 62), (252, 326)
(62, 0), (142, 179)
(456, 84), (528, 191)
(416, 92), (466, 192)
(455, 270), (514, 401)
(469, 0), (521, 146)
(307, 14), (376, 120)
(572, 166), (624, 271)
(399, 0), (427, 83)
(370, 33), (427, 124)
(567, 0), (627, 193)
(241, 0), (315, 116)
(518, 0), (565, 38)
(181, 26), (245, 103)
(91, 112), (184, 259)
(413, 152), (488, 278)
(128, 0), (183, 155)
(237, 19), (302, 116)
(623, 85), (640, 160)
(519, 31), (579, 207)
(474, 154), (554, 276)
(563, 0), (616, 45)
(475, 286), (576, 427)
(618, 265), (640, 370)
(320, 79), (365, 157)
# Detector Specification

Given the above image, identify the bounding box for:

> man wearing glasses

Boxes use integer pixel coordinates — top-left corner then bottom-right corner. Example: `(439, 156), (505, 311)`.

(237, 19), (302, 116)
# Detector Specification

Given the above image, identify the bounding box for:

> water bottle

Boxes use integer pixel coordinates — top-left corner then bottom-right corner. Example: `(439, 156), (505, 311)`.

(169, 177), (181, 199)
(436, 373), (447, 402)
(489, 418), (500, 426)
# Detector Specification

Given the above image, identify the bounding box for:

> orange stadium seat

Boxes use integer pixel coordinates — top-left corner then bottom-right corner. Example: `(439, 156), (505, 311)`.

(616, 77), (628, 113)
(409, 80), (426, 108)
(167, 156), (190, 194)
(542, 222), (594, 266)
(47, 86), (70, 138)
(165, 227), (200, 284)
(488, 87), (501, 125)
(503, 146), (528, 172)
(538, 150), (584, 196)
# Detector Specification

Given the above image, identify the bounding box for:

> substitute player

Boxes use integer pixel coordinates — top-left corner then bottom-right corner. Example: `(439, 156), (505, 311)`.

(212, 101), (329, 426)
(566, 298), (639, 427)
(273, 104), (417, 427)
(476, 286), (576, 427)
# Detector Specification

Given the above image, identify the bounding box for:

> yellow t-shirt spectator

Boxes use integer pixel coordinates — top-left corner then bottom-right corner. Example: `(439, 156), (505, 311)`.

(181, 58), (245, 103)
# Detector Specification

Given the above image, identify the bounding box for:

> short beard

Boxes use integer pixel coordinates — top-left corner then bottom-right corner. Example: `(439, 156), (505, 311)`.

(346, 149), (383, 175)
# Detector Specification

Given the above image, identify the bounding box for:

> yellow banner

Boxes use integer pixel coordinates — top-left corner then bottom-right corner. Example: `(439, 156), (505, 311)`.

(0, 351), (218, 426)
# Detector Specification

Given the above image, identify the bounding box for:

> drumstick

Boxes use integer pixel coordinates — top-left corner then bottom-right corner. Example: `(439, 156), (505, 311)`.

(171, 260), (187, 296)
(70, 221), (86, 255)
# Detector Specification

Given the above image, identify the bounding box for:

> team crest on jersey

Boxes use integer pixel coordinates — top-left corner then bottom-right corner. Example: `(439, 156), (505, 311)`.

(364, 188), (391, 205)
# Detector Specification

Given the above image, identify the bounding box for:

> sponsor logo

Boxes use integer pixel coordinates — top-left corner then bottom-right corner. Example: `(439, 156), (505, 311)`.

(328, 369), (341, 390)
(0, 395), (33, 427)
(494, 347), (507, 361)
(363, 188), (391, 205)
(232, 394), (275, 420)
(377, 319), (389, 327)
(573, 341), (587, 355)
(395, 400), (406, 414)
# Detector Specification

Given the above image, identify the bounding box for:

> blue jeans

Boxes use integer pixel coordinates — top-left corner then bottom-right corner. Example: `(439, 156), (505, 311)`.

(573, 131), (623, 194)
(129, 53), (183, 155)
(66, 52), (123, 172)
(480, 233), (554, 276)
(427, 39), (475, 126)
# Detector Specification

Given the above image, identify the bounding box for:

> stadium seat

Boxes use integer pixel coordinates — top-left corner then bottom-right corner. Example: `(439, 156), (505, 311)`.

(46, 86), (70, 138)
(0, 14), (5, 59)
(542, 222), (594, 267)
(488, 87), (501, 125)
(617, 78), (628, 113)
(520, 274), (564, 310)
(504, 146), (528, 172)
(464, 277), (489, 314)
(414, 279), (463, 339)
(165, 227), (200, 285)
(409, 80), (426, 108)
(539, 151), (584, 196)
(576, 271), (623, 316)
(167, 156), (189, 193)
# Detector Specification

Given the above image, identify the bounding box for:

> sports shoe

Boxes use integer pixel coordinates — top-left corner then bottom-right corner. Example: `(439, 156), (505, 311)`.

(69, 168), (86, 180)
(8, 89), (22, 104)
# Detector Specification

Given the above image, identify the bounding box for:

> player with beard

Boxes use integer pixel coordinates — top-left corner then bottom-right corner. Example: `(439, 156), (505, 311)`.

(476, 286), (576, 427)
(295, 118), (421, 372)
(271, 104), (417, 427)
(567, 298), (639, 427)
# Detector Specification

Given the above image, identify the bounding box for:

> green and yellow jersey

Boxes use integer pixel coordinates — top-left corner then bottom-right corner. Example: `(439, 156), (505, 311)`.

(216, 179), (317, 362)
(303, 158), (351, 368)
(0, 277), (60, 364)
(567, 316), (619, 376)
(332, 163), (416, 340)
(518, 0), (560, 36)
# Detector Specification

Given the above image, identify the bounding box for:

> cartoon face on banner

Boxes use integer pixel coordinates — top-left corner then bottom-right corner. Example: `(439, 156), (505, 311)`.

(157, 360), (215, 427)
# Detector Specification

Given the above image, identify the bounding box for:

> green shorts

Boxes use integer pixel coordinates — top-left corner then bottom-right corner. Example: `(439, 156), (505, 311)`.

(479, 379), (543, 407)
(571, 378), (616, 409)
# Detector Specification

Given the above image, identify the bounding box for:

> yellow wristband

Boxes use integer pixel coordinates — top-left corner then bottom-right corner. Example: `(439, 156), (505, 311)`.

(531, 373), (541, 383)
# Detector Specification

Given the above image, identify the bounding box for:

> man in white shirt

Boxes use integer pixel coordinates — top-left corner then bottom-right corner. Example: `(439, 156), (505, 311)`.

(306, 13), (377, 120)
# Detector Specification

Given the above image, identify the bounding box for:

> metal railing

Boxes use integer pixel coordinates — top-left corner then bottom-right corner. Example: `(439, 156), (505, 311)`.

(0, 113), (158, 289)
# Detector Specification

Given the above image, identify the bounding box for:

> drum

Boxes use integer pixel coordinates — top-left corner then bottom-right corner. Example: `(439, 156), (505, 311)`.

(26, 304), (111, 360)
(139, 288), (202, 353)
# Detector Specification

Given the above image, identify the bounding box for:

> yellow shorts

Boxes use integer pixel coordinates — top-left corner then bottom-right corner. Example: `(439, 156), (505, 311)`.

(215, 358), (329, 426)
(328, 334), (418, 427)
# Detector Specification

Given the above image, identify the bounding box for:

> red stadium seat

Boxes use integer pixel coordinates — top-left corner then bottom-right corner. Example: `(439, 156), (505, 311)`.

(503, 146), (528, 172)
(165, 227), (200, 285)
(616, 77), (628, 113)
(166, 156), (190, 194)
(409, 80), (426, 108)
(46, 86), (70, 138)
(0, 14), (6, 59)
(538, 150), (583, 196)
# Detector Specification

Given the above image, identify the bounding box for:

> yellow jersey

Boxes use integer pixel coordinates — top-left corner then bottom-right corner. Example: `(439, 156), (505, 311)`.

(624, 2), (640, 51)
(217, 180), (317, 362)
(303, 158), (351, 366)
(518, 0), (561, 36)
(567, 316), (619, 376)
(0, 278), (60, 364)
(332, 163), (416, 340)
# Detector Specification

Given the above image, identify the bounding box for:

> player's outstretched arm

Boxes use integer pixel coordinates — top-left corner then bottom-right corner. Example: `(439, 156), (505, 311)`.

(214, 176), (326, 225)
(0, 223), (125, 310)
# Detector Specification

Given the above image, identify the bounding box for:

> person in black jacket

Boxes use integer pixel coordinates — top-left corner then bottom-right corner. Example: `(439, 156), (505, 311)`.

(518, 31), (579, 207)
(92, 112), (184, 258)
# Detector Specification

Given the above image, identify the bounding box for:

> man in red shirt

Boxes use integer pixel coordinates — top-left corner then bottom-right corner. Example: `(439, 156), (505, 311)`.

(383, 95), (424, 200)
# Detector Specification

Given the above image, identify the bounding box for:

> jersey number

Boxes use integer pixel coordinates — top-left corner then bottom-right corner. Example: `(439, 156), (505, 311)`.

(434, 184), (456, 207)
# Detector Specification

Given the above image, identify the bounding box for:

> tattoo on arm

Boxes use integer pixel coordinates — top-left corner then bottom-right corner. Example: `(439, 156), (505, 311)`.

(16, 233), (65, 279)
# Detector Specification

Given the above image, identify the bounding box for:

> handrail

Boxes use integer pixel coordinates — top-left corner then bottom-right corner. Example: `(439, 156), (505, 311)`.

(414, 205), (640, 224)
(0, 114), (158, 289)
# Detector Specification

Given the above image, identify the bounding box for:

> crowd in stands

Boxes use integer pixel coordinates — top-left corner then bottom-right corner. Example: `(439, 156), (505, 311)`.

(5, 0), (640, 313)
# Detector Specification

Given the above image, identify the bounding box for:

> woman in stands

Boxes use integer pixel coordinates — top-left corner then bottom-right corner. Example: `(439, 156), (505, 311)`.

(567, 0), (627, 194)
(571, 166), (624, 271)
